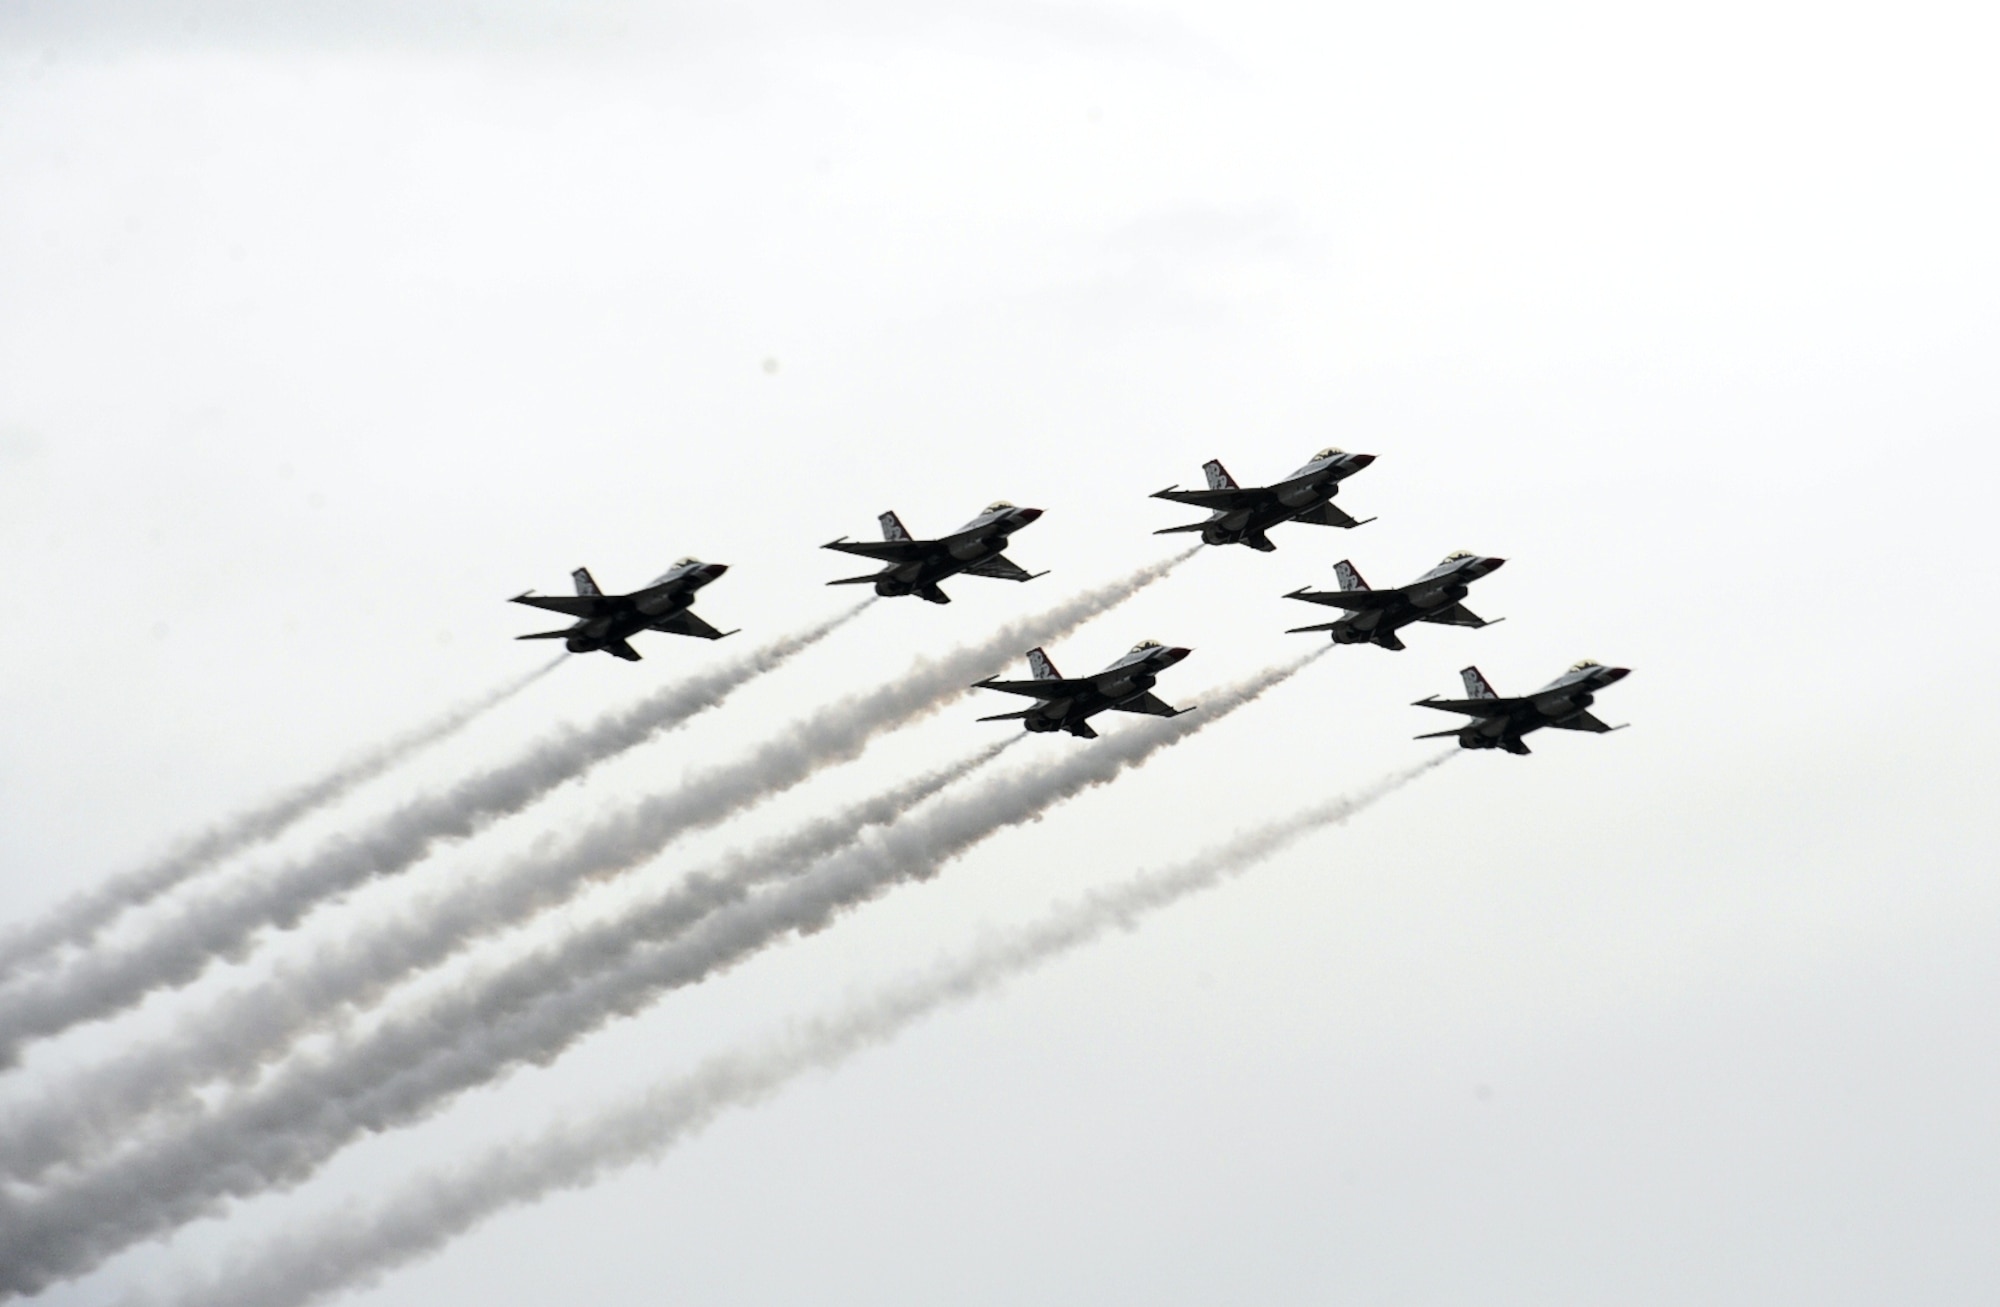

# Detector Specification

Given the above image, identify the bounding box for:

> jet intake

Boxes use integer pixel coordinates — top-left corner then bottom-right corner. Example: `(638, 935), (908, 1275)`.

(949, 536), (1005, 561)
(1408, 585), (1465, 610)
(1533, 691), (1592, 718)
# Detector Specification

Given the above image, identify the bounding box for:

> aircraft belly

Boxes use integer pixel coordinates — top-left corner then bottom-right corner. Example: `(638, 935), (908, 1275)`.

(636, 592), (686, 617)
(1275, 481), (1326, 508)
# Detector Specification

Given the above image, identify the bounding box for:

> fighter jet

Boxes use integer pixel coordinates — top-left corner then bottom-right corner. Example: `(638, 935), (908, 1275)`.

(1413, 660), (1631, 755)
(510, 559), (735, 661)
(973, 640), (1193, 739)
(1150, 448), (1376, 551)
(823, 502), (1046, 604)
(1285, 552), (1507, 650)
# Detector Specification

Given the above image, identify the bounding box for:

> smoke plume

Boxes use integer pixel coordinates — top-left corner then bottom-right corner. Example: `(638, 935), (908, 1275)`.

(0, 632), (1282, 1297)
(0, 604), (871, 1067)
(131, 752), (1450, 1307)
(0, 659), (560, 986)
(0, 738), (1017, 1182)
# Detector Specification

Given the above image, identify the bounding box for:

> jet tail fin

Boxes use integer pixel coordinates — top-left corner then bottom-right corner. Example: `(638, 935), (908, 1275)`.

(1333, 559), (1369, 591)
(1202, 459), (1239, 491)
(572, 567), (602, 597)
(1461, 666), (1499, 700)
(1026, 646), (1063, 680)
(879, 511), (912, 542)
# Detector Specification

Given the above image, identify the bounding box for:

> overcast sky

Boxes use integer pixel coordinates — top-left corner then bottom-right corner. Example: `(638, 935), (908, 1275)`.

(3, 1), (1998, 1304)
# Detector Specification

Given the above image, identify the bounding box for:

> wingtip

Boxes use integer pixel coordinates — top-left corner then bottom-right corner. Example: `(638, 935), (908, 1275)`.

(820, 537), (852, 550)
(1026, 570), (1051, 581)
(1148, 485), (1182, 500)
(1351, 516), (1378, 528)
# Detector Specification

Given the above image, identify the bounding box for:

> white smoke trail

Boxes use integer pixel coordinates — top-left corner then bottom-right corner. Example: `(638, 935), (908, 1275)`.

(0, 550), (1184, 1184)
(0, 659), (562, 986)
(131, 752), (1451, 1307)
(0, 738), (1019, 1183)
(0, 631), (1282, 1297)
(0, 602), (872, 1068)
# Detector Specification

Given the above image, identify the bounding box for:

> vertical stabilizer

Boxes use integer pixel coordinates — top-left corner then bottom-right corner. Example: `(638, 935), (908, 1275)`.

(1333, 559), (1369, 591)
(1460, 666), (1498, 700)
(572, 568), (603, 597)
(1202, 459), (1239, 491)
(879, 511), (913, 542)
(1026, 647), (1063, 680)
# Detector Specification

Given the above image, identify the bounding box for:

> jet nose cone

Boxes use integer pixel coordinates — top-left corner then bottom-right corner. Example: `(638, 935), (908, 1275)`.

(1346, 452), (1376, 469)
(1604, 666), (1631, 682)
(1016, 507), (1044, 523)
(704, 563), (729, 579)
(1481, 556), (1507, 572)
(1162, 646), (1192, 664)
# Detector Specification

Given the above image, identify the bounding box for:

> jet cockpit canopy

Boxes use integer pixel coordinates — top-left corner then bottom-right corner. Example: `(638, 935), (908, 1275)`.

(1129, 639), (1164, 653)
(1569, 659), (1602, 672)
(983, 500), (1017, 514)
(1311, 446), (1346, 460)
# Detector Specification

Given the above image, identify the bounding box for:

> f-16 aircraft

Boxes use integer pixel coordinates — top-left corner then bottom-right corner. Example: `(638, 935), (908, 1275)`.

(823, 501), (1046, 603)
(1414, 660), (1631, 754)
(510, 559), (735, 661)
(1151, 448), (1376, 551)
(1285, 552), (1507, 650)
(973, 640), (1193, 739)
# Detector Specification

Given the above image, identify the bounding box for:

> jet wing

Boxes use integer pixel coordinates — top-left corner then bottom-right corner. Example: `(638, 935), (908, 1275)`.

(650, 610), (734, 640)
(1291, 501), (1371, 529)
(975, 677), (1097, 700)
(1110, 691), (1186, 718)
(822, 538), (930, 563)
(1284, 586), (1393, 611)
(1548, 710), (1619, 733)
(511, 594), (608, 618)
(1418, 602), (1495, 629)
(1149, 486), (1266, 510)
(1413, 695), (1530, 717)
(960, 553), (1046, 582)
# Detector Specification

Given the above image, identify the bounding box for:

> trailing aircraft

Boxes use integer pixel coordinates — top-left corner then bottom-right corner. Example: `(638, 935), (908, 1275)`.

(511, 560), (734, 661)
(1414, 660), (1631, 754)
(1151, 448), (1375, 551)
(1285, 552), (1506, 650)
(973, 641), (1193, 739)
(823, 502), (1046, 603)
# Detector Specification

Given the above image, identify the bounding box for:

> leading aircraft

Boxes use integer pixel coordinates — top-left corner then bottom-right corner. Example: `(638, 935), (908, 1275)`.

(823, 501), (1046, 604)
(510, 559), (735, 661)
(1285, 552), (1506, 650)
(1413, 660), (1631, 754)
(1150, 447), (1376, 551)
(973, 640), (1193, 739)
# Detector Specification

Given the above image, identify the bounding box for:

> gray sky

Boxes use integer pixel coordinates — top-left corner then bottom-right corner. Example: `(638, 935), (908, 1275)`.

(2, 1), (1997, 1304)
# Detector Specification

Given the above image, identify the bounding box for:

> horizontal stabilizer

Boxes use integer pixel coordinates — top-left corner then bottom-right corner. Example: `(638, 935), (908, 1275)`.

(826, 573), (885, 587)
(1285, 620), (1345, 634)
(1414, 727), (1465, 740)
(1151, 522), (1210, 536)
(976, 709), (1031, 723)
(515, 628), (575, 641)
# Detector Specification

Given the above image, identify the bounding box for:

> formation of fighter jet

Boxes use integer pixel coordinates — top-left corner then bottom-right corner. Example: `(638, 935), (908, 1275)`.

(973, 641), (1193, 739)
(1284, 552), (1506, 650)
(510, 559), (735, 661)
(1412, 661), (1630, 754)
(504, 447), (1630, 754)
(822, 501), (1046, 604)
(1151, 448), (1375, 551)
